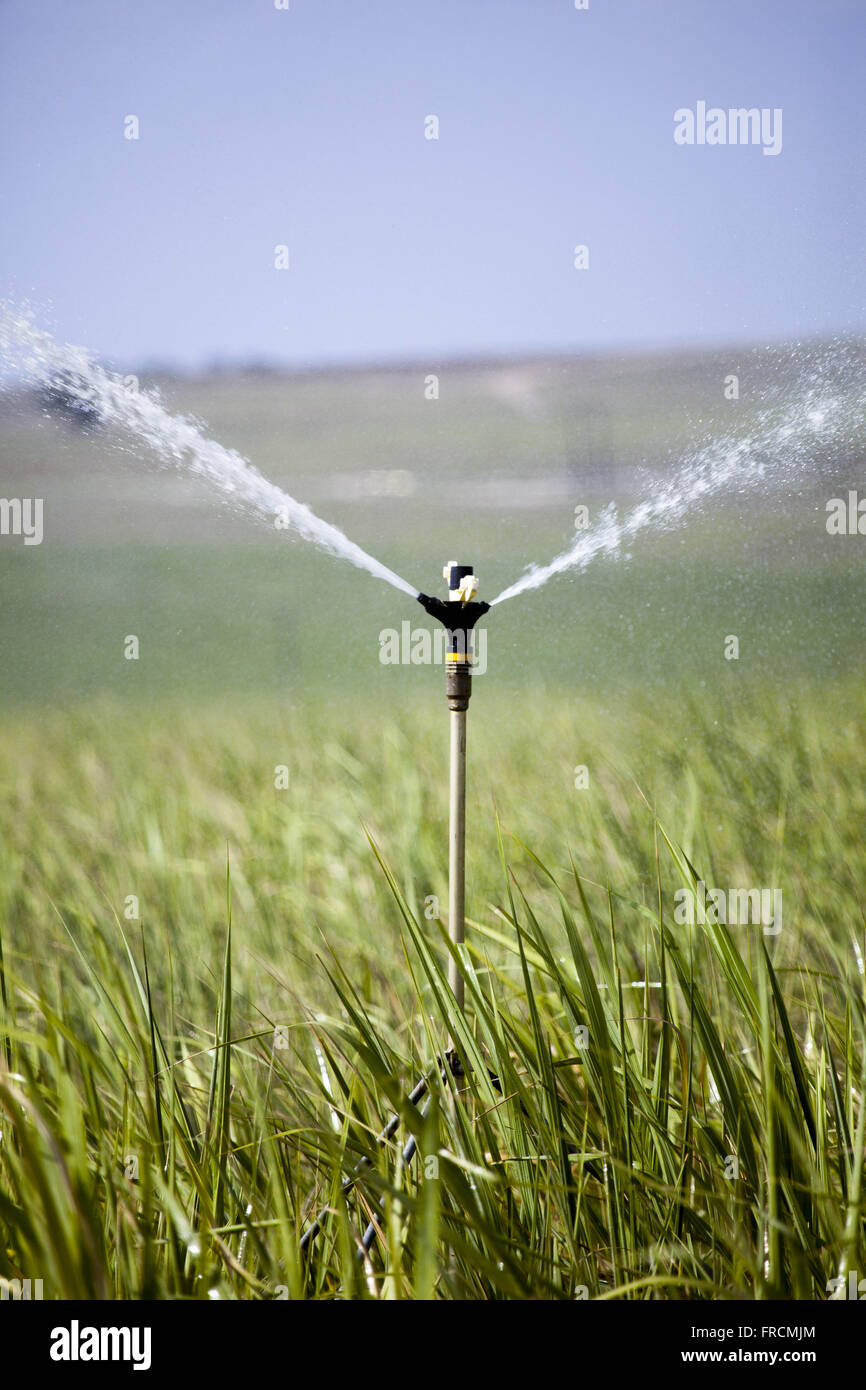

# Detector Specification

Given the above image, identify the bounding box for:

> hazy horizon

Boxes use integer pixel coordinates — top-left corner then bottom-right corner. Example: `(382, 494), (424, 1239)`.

(4, 312), (863, 382)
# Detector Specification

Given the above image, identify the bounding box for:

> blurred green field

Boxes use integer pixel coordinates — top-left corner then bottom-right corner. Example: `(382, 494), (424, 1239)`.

(1, 339), (863, 706)
(1, 343), (865, 1298)
(1, 683), (865, 1298)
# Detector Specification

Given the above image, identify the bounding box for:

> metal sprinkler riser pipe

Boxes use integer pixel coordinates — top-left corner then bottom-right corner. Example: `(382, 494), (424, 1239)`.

(415, 563), (491, 1018)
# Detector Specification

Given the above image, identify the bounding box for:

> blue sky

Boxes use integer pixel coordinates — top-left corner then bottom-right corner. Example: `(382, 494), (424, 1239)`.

(1, 0), (864, 368)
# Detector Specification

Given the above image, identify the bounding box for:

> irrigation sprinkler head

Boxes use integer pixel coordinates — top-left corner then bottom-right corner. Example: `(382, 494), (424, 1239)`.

(416, 562), (490, 710)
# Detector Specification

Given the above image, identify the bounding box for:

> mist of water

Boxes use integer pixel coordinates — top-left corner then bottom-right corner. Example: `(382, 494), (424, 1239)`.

(0, 304), (419, 599)
(3, 307), (862, 614)
(492, 344), (865, 605)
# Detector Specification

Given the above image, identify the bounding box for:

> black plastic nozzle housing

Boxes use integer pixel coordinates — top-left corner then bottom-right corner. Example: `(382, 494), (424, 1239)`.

(416, 593), (491, 655)
(417, 591), (490, 709)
